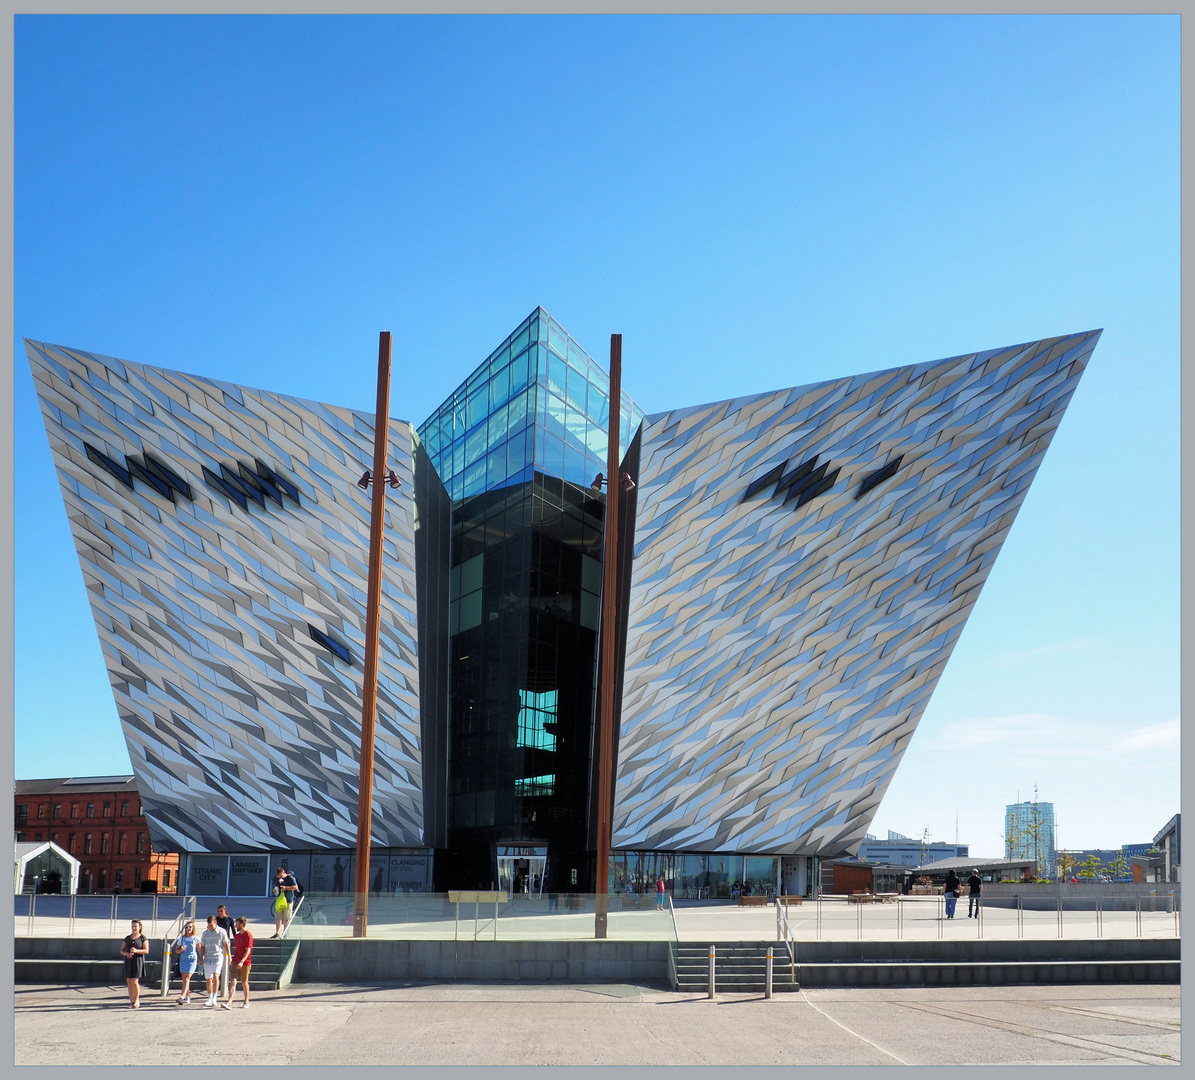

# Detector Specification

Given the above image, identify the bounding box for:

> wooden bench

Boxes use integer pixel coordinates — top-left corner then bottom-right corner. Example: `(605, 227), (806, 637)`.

(736, 895), (769, 906)
(777, 896), (803, 907)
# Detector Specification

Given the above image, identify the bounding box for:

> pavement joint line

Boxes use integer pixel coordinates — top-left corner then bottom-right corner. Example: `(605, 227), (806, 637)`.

(798, 989), (912, 1065)
(895, 999), (1178, 1065)
(1028, 1001), (1183, 1032)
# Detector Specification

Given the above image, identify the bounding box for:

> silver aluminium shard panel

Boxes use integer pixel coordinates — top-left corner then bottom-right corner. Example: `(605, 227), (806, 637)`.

(614, 331), (1101, 856)
(27, 340), (425, 852)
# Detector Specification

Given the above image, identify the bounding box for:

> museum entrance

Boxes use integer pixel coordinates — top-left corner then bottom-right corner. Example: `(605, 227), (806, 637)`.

(496, 844), (547, 897)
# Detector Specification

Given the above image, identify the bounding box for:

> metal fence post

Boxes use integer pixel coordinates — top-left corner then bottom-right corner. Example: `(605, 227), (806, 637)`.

(1057, 895), (1062, 938)
(857, 898), (862, 940)
(152, 894), (159, 937)
(765, 946), (773, 999)
(68, 892), (77, 938)
(27, 889), (35, 936)
(1136, 894), (1142, 937)
(897, 896), (902, 940)
(708, 945), (716, 998)
(937, 895), (943, 939)
(1017, 895), (1023, 939)
(110, 893), (117, 937)
(1096, 896), (1102, 938)
(977, 899), (983, 939)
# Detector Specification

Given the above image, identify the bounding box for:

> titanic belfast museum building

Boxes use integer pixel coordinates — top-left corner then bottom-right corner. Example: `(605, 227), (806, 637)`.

(27, 310), (1100, 897)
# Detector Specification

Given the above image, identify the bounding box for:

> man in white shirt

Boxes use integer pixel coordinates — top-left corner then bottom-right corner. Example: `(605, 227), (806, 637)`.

(198, 914), (231, 1007)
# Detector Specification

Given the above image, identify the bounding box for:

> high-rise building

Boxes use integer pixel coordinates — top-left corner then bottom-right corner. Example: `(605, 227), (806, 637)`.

(1005, 800), (1056, 879)
(26, 310), (1099, 896)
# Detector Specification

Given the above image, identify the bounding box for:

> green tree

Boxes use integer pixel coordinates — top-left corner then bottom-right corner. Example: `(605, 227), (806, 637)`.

(1077, 853), (1103, 882)
(1105, 850), (1130, 882)
(1056, 851), (1077, 881)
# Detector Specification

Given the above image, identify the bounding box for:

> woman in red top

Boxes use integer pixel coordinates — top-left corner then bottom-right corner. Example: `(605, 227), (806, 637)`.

(223, 917), (253, 1010)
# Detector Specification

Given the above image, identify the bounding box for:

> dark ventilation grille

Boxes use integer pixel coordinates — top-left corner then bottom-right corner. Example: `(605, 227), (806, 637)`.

(127, 454), (192, 502)
(855, 455), (904, 500)
(202, 465), (247, 510)
(793, 467), (841, 508)
(84, 443), (133, 489)
(745, 453), (841, 512)
(308, 625), (352, 664)
(202, 460), (301, 513)
(85, 443), (193, 502)
(743, 462), (785, 501)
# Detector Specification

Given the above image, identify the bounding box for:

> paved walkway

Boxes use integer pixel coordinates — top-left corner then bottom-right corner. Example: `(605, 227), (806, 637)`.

(14, 980), (1180, 1066)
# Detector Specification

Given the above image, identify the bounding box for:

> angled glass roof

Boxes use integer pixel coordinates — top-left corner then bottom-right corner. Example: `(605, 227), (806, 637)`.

(417, 307), (644, 502)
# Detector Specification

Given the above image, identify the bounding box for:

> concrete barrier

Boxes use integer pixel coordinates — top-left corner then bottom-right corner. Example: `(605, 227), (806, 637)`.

(295, 939), (672, 984)
(980, 883), (1181, 911)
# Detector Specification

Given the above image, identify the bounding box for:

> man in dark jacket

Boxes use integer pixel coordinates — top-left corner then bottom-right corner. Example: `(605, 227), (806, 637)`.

(943, 869), (961, 918)
(966, 870), (983, 918)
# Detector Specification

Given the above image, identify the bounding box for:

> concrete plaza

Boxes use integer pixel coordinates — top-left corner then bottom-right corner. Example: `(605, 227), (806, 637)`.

(14, 979), (1180, 1066)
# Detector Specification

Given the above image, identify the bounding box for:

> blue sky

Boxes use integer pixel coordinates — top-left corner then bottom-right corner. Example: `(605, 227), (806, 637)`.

(14, 14), (1179, 852)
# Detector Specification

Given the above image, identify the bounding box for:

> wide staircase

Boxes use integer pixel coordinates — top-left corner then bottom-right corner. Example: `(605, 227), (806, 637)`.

(16, 937), (163, 985)
(244, 937), (301, 991)
(673, 942), (799, 994)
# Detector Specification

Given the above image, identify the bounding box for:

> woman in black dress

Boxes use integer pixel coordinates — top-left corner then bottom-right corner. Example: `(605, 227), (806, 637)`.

(120, 918), (149, 1009)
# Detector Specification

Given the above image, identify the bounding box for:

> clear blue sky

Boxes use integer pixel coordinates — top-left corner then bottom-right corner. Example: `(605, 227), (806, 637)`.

(14, 14), (1179, 852)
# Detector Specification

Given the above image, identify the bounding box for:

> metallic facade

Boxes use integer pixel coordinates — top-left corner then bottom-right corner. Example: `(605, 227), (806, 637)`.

(27, 340), (432, 854)
(614, 331), (1101, 856)
(28, 320), (1099, 873)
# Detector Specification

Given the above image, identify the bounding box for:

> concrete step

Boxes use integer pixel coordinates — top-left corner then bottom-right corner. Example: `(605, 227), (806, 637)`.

(793, 960), (1181, 987)
(16, 958), (162, 984)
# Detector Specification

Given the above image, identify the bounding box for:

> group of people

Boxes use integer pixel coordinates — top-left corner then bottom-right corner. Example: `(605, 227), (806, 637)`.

(942, 868), (983, 919)
(120, 904), (253, 1011)
(118, 866), (303, 1011)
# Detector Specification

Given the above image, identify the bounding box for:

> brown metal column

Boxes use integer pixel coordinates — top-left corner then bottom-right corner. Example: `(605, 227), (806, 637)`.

(594, 334), (622, 938)
(353, 330), (393, 938)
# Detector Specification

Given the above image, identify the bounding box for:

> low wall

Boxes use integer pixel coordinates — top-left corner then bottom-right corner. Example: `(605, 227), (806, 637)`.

(296, 939), (672, 984)
(979, 883), (1181, 911)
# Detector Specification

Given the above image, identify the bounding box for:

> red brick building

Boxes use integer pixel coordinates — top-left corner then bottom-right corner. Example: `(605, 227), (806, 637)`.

(14, 776), (179, 894)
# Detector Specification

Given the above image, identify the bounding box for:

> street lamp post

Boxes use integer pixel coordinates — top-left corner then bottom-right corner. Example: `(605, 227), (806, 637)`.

(593, 333), (623, 939)
(352, 330), (401, 938)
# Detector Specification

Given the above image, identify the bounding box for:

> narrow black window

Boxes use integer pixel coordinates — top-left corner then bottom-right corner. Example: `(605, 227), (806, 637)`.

(308, 625), (352, 664)
(855, 455), (904, 500)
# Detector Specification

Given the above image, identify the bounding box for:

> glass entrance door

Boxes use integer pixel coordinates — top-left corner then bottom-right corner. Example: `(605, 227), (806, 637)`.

(496, 845), (547, 897)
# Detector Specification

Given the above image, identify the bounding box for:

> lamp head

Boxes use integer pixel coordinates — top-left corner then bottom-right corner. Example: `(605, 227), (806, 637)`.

(357, 471), (371, 490)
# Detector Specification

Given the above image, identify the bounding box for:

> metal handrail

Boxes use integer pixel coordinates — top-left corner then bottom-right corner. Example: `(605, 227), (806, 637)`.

(667, 893), (680, 942)
(774, 897), (797, 982)
(278, 893), (305, 939)
(159, 896), (197, 996)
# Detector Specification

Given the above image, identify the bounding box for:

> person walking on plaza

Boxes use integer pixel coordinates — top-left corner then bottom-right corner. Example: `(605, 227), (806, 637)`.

(655, 875), (666, 910)
(223, 916), (253, 1010)
(943, 869), (961, 919)
(215, 904), (235, 942)
(967, 869), (983, 918)
(172, 920), (200, 1004)
(272, 865), (300, 937)
(120, 918), (149, 1009)
(198, 914), (230, 1008)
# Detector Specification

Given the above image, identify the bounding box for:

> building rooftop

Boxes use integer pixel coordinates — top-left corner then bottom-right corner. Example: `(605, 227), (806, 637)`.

(914, 856), (1034, 874)
(15, 775), (137, 796)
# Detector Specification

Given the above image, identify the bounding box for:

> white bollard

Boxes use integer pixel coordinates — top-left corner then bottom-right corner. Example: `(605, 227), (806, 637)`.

(765, 946), (773, 999)
(708, 944), (716, 998)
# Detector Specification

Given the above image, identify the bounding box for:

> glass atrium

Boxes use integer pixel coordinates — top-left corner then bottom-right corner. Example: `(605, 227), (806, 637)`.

(419, 308), (642, 502)
(417, 308), (643, 891)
